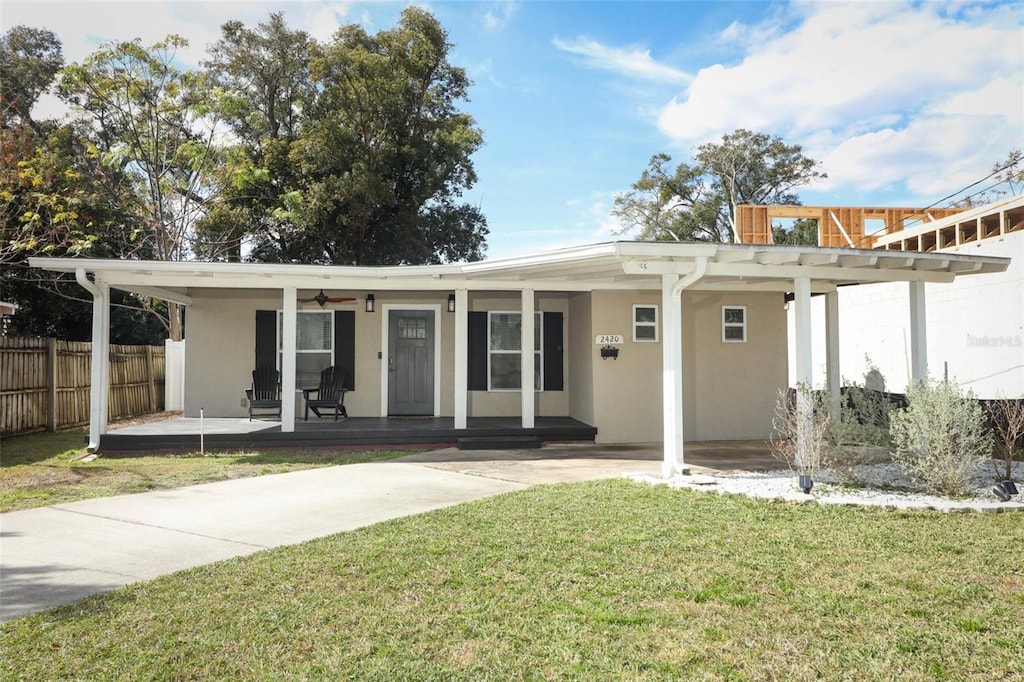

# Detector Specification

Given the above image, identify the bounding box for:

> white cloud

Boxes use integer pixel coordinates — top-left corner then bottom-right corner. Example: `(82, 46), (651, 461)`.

(655, 2), (1023, 201)
(479, 1), (519, 31)
(553, 36), (692, 85)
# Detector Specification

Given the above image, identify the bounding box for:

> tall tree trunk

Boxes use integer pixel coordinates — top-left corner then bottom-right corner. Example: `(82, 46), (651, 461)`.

(168, 301), (183, 341)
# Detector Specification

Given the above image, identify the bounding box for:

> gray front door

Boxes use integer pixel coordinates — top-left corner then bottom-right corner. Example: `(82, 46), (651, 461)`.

(388, 310), (434, 415)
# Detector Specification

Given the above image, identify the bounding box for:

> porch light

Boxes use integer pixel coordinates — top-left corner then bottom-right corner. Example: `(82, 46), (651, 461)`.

(365, 293), (375, 313)
(447, 293), (456, 313)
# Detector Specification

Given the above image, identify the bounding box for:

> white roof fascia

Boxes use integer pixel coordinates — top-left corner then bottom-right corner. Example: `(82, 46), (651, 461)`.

(28, 240), (1010, 294)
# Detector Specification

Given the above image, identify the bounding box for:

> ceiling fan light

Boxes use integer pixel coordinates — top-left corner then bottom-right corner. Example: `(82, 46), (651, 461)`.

(314, 290), (329, 307)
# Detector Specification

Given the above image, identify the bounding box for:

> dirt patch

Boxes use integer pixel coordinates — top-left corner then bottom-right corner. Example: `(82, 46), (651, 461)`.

(108, 411), (183, 431)
(0, 467), (84, 491)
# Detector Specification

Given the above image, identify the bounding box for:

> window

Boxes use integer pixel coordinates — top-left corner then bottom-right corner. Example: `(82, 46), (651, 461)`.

(633, 304), (659, 342)
(722, 306), (747, 343)
(488, 311), (542, 391)
(280, 311), (334, 387)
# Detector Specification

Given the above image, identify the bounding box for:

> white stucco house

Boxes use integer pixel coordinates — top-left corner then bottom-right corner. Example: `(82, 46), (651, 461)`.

(30, 240), (1010, 475)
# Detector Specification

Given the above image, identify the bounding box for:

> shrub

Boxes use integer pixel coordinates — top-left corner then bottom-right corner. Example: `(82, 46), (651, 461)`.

(889, 378), (993, 496)
(770, 384), (830, 484)
(823, 381), (895, 485)
(983, 397), (1024, 482)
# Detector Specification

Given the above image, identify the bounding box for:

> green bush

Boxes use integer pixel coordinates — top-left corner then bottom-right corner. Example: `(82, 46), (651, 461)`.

(823, 382), (895, 485)
(890, 378), (993, 496)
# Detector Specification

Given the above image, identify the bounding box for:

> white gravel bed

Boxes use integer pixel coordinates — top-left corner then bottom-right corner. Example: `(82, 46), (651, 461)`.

(628, 461), (1024, 512)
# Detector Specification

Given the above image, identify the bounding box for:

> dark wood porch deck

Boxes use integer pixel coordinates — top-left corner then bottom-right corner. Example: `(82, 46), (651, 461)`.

(99, 416), (597, 452)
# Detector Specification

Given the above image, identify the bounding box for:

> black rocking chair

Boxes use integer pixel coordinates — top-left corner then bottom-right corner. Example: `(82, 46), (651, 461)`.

(302, 366), (349, 420)
(246, 366), (282, 420)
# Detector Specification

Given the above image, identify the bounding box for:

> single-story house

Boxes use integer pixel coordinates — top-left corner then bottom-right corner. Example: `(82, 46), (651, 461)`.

(30, 241), (1010, 476)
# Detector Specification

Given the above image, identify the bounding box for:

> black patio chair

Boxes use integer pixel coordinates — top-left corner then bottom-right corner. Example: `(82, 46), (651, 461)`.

(245, 366), (282, 421)
(302, 366), (348, 420)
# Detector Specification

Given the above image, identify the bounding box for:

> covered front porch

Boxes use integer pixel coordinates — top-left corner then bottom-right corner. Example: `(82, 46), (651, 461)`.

(100, 416), (597, 452)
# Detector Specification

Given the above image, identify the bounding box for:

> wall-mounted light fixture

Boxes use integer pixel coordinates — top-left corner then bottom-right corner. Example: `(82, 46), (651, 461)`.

(365, 293), (375, 313)
(447, 293), (456, 313)
(600, 345), (619, 360)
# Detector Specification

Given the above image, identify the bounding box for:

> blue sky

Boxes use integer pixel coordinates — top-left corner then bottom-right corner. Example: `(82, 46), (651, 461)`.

(5, 1), (1023, 259)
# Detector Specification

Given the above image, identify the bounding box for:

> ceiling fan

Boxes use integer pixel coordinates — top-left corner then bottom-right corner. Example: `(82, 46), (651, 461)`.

(299, 289), (357, 307)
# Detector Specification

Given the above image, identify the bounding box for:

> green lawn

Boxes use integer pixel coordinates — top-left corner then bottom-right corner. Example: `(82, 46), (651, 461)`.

(2, 480), (1021, 680)
(0, 428), (410, 512)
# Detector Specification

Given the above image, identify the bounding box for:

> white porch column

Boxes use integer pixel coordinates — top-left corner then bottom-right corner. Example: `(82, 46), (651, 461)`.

(908, 281), (928, 385)
(825, 290), (841, 418)
(281, 287), (297, 432)
(88, 280), (110, 451)
(521, 288), (535, 429)
(793, 277), (813, 469)
(662, 273), (684, 477)
(454, 288), (469, 429)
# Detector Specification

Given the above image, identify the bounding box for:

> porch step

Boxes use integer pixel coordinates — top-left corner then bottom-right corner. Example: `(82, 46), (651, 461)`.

(456, 436), (543, 450)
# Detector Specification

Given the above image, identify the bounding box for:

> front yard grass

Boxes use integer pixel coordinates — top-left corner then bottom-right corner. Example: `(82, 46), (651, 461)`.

(2, 479), (1022, 680)
(0, 428), (410, 513)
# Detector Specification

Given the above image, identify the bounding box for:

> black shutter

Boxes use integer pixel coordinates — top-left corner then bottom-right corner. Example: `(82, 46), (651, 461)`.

(334, 310), (355, 390)
(255, 310), (276, 370)
(467, 311), (488, 391)
(543, 312), (564, 391)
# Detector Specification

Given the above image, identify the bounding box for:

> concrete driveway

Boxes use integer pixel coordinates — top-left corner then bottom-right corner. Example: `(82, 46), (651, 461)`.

(0, 462), (526, 622)
(0, 441), (777, 622)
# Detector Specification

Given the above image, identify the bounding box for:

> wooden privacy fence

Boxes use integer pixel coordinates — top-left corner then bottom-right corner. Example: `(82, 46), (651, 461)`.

(0, 337), (165, 436)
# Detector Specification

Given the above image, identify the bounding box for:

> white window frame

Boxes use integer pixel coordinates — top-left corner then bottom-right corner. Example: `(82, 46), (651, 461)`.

(633, 304), (659, 343)
(722, 305), (747, 343)
(279, 310), (334, 386)
(487, 311), (543, 392)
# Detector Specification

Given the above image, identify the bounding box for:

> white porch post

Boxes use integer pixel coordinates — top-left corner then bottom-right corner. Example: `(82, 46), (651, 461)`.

(454, 288), (468, 429)
(793, 277), (813, 469)
(281, 287), (297, 432)
(825, 290), (841, 419)
(521, 288), (535, 429)
(87, 280), (110, 451)
(662, 273), (684, 477)
(908, 281), (928, 385)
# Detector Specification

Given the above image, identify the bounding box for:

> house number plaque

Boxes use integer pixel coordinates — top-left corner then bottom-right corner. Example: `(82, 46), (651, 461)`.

(595, 334), (624, 345)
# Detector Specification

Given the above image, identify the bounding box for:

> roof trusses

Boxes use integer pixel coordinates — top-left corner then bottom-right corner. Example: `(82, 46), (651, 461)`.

(735, 204), (964, 248)
(872, 195), (1024, 252)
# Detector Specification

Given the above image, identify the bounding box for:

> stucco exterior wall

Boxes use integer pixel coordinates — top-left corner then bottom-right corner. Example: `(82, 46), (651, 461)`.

(184, 286), (786, 439)
(567, 292), (594, 425)
(184, 289), (279, 418)
(589, 291), (664, 443)
(185, 289), (572, 419)
(688, 292), (788, 440)
(589, 290), (787, 443)
(789, 232), (1023, 398)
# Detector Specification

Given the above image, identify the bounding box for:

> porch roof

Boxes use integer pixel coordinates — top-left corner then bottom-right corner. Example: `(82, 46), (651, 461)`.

(29, 241), (1010, 303)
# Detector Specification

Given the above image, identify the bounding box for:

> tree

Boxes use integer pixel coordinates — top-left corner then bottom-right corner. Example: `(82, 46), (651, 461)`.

(0, 26), (63, 130)
(215, 8), (487, 266)
(59, 36), (225, 338)
(772, 218), (819, 246)
(953, 149), (1024, 208)
(195, 14), (318, 261)
(614, 129), (825, 243)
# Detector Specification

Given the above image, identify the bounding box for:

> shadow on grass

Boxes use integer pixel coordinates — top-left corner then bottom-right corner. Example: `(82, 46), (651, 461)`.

(1, 430), (88, 468)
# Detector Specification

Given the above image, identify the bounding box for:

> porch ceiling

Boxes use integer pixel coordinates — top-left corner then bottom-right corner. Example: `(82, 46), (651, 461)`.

(29, 240), (1009, 302)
